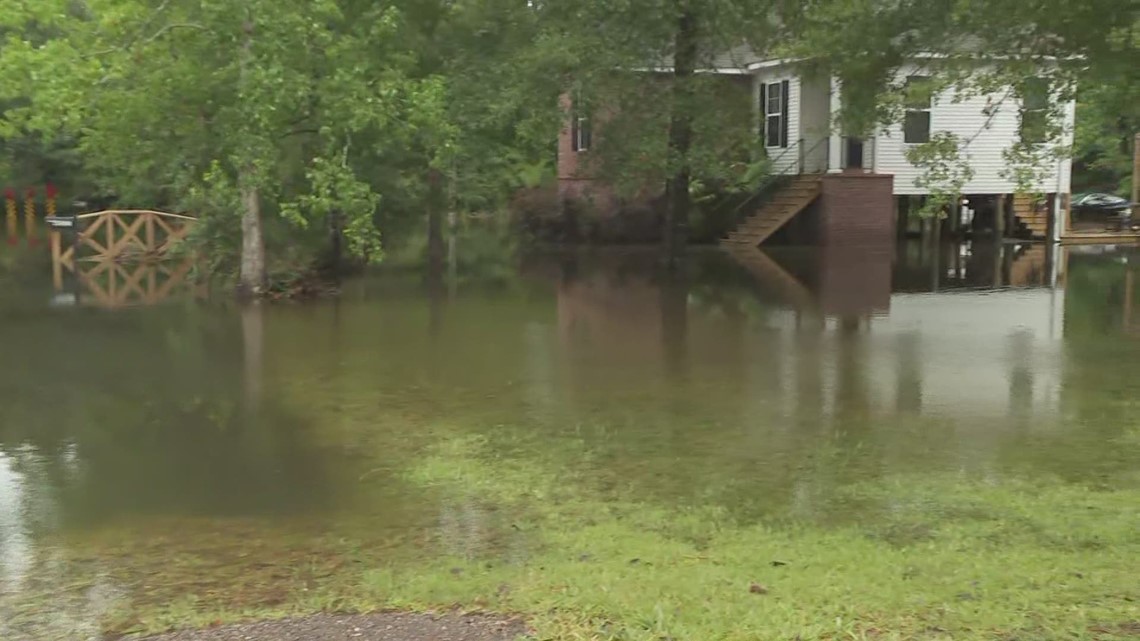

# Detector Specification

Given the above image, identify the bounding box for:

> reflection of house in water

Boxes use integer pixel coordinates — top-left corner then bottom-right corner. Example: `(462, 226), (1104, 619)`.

(547, 252), (678, 360)
(739, 243), (1066, 420)
(858, 288), (1063, 418)
(1059, 246), (1140, 339)
(535, 244), (1070, 422)
(893, 241), (1054, 291)
(726, 245), (893, 318)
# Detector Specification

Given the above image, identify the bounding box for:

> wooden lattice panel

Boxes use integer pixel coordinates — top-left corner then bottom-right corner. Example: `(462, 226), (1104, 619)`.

(58, 210), (196, 264)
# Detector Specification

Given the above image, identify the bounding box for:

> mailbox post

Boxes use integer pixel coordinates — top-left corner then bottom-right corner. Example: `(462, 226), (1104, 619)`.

(46, 214), (79, 293)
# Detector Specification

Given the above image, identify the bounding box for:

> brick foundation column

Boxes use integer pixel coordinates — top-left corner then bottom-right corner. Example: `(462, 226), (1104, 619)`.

(818, 173), (895, 246)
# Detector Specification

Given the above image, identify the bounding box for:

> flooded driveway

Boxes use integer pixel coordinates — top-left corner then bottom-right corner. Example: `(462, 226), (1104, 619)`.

(1, 241), (1138, 639)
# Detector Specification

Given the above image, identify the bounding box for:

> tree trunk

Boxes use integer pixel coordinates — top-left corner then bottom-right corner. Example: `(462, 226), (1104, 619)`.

(239, 183), (266, 296)
(328, 209), (344, 276)
(664, 7), (697, 263)
(237, 17), (266, 296)
(427, 168), (445, 265)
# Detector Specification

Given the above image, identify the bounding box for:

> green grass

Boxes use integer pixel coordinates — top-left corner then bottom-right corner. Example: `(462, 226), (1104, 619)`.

(4, 429), (1138, 641)
(335, 435), (1139, 641)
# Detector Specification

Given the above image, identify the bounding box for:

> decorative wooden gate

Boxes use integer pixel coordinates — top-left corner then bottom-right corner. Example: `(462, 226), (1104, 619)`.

(54, 210), (196, 264)
(49, 210), (203, 307)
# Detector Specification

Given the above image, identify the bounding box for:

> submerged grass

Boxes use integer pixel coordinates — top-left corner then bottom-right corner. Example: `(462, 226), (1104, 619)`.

(5, 427), (1138, 641)
(343, 434), (1140, 641)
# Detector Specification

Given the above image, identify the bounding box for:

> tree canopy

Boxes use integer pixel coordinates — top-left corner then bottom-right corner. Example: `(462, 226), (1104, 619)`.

(0, 0), (1134, 281)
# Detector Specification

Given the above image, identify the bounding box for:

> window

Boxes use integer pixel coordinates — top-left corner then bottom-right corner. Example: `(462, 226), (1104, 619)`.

(1019, 78), (1050, 144)
(760, 80), (789, 148)
(903, 76), (932, 144)
(570, 93), (591, 152)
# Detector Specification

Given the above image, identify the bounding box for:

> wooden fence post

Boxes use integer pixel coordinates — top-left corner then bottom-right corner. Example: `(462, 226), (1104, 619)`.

(50, 229), (62, 290)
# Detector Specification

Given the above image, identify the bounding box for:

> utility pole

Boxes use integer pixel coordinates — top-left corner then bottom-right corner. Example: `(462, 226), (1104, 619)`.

(1132, 133), (1139, 210)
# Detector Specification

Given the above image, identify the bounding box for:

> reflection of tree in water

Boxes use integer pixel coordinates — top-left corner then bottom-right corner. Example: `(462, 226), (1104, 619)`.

(895, 332), (922, 413)
(509, 251), (908, 523)
(1064, 249), (1140, 338)
(998, 250), (1140, 482)
(1007, 328), (1035, 418)
(659, 264), (689, 382)
(0, 306), (331, 529)
(833, 315), (871, 424)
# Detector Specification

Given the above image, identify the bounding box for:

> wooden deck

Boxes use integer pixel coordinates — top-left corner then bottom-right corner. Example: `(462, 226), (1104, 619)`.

(1060, 231), (1140, 245)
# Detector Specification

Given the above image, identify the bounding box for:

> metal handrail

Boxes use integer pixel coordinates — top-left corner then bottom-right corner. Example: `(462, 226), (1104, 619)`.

(720, 136), (830, 223)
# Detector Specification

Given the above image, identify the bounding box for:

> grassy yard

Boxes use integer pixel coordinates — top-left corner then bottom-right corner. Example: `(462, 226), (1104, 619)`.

(104, 431), (1139, 641)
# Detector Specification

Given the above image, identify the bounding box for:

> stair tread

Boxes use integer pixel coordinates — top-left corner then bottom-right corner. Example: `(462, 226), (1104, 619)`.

(725, 181), (823, 246)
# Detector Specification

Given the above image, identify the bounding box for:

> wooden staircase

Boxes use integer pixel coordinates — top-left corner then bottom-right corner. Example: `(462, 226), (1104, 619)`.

(721, 175), (823, 247)
(1013, 194), (1049, 239)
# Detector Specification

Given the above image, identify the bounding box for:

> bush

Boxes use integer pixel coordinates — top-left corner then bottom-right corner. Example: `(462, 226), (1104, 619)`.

(508, 185), (570, 242)
(509, 186), (668, 244)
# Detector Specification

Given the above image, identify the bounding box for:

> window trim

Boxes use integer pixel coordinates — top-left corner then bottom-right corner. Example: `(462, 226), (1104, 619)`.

(1018, 77), (1050, 145)
(903, 76), (932, 145)
(760, 80), (789, 148)
(570, 93), (591, 153)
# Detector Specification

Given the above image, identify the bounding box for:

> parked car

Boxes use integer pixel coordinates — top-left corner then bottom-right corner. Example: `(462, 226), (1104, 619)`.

(1072, 192), (1132, 215)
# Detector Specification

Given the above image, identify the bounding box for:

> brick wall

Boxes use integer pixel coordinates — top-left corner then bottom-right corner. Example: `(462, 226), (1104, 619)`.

(557, 92), (620, 214)
(557, 93), (585, 181)
(818, 173), (896, 246)
(556, 74), (753, 219)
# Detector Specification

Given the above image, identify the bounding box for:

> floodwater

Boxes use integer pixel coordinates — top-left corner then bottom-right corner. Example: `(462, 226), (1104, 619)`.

(1, 239), (1138, 638)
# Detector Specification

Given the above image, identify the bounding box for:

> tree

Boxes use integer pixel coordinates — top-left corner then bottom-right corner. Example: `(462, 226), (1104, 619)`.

(1072, 79), (1140, 195)
(785, 0), (1138, 200)
(0, 0), (491, 291)
(510, 0), (776, 253)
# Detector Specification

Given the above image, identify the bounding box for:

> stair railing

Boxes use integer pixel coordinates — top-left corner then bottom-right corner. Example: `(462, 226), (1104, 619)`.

(720, 137), (830, 225)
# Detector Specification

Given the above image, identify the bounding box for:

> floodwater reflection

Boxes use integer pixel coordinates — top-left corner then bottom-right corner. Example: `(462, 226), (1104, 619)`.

(0, 240), (1138, 638)
(52, 256), (205, 309)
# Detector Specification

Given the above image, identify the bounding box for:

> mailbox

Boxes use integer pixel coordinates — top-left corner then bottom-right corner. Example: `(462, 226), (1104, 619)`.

(45, 215), (77, 230)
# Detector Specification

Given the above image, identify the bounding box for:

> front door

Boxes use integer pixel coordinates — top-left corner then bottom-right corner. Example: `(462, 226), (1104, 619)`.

(845, 137), (864, 170)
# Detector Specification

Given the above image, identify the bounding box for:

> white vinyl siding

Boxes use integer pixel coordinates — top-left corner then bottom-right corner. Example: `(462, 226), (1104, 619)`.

(1056, 98), (1075, 195)
(873, 64), (1075, 196)
(753, 69), (800, 175)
